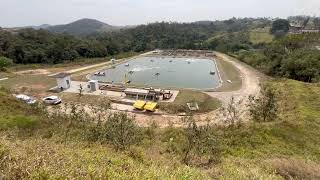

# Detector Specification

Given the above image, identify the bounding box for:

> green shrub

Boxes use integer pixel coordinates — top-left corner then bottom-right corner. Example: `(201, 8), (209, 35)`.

(103, 112), (142, 150)
(159, 103), (187, 114)
(127, 146), (146, 163)
(0, 56), (13, 71)
(162, 117), (221, 165)
(248, 84), (278, 122)
(162, 127), (188, 154)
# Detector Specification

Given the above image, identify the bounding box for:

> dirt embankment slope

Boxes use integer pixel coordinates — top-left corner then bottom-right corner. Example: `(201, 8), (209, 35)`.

(206, 52), (261, 105)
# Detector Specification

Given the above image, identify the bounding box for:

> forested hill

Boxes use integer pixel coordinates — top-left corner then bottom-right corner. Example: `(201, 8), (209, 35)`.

(0, 18), (271, 64)
(93, 18), (271, 54)
(3, 18), (122, 37)
(46, 18), (120, 36)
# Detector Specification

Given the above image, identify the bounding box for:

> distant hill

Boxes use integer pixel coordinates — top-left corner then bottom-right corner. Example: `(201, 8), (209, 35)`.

(32, 24), (51, 30)
(1, 24), (51, 33)
(46, 18), (120, 36)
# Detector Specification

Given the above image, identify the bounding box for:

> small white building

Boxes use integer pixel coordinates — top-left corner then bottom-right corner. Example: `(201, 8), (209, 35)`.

(52, 73), (71, 90)
(89, 80), (99, 92)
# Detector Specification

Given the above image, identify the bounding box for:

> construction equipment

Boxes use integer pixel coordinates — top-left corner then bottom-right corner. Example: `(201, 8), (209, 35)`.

(144, 102), (158, 112)
(133, 100), (146, 110)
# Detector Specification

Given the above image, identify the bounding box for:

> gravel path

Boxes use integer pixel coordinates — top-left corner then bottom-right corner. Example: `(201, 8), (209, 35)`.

(206, 52), (261, 105)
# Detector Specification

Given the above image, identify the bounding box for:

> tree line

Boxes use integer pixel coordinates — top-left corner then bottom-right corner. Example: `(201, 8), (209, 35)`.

(0, 18), (269, 65)
(0, 28), (108, 64)
(94, 19), (269, 54)
(236, 33), (320, 82)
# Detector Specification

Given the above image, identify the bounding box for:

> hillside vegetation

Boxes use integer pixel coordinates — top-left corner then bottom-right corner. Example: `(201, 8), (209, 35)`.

(1, 78), (320, 179)
(0, 29), (108, 64)
(47, 18), (120, 36)
(0, 18), (270, 65)
(236, 33), (320, 82)
(249, 28), (274, 44)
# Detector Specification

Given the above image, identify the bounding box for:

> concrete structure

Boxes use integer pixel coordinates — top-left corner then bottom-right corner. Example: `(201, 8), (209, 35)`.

(289, 23), (320, 34)
(289, 24), (304, 34)
(301, 29), (320, 33)
(89, 80), (99, 92)
(52, 73), (71, 90)
(124, 88), (152, 100)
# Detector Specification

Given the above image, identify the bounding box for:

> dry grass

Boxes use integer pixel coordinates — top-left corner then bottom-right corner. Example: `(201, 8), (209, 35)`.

(159, 90), (221, 114)
(0, 137), (207, 179)
(269, 158), (320, 180)
(209, 158), (281, 180)
(60, 93), (111, 106)
(250, 28), (274, 44)
(0, 74), (55, 96)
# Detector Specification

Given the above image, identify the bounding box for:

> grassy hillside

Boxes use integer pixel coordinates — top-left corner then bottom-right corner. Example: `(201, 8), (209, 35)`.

(0, 89), (207, 179)
(1, 79), (320, 179)
(249, 28), (274, 44)
(0, 89), (40, 130)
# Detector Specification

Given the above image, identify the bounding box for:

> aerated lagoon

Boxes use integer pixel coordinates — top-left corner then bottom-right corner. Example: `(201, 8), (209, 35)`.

(91, 57), (220, 90)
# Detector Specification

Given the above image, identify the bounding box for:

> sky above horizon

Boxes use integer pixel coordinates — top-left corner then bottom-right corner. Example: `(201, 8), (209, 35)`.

(1, 0), (320, 27)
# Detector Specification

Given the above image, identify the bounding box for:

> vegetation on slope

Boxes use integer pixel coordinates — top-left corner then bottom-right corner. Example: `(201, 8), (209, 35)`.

(249, 28), (274, 44)
(0, 28), (108, 64)
(0, 89), (208, 179)
(236, 33), (320, 82)
(47, 18), (119, 36)
(0, 88), (40, 130)
(1, 78), (320, 179)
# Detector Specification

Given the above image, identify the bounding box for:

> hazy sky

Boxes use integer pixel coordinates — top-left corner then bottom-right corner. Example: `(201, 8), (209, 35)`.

(1, 0), (320, 27)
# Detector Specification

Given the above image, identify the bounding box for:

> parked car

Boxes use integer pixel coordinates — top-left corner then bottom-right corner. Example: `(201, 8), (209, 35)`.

(42, 96), (62, 105)
(15, 94), (37, 105)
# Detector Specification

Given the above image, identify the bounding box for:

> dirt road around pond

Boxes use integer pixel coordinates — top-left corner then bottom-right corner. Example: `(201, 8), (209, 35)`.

(14, 51), (156, 77)
(206, 52), (261, 105)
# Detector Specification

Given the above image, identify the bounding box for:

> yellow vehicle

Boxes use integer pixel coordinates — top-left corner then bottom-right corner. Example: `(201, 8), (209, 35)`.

(133, 101), (146, 110)
(144, 102), (158, 112)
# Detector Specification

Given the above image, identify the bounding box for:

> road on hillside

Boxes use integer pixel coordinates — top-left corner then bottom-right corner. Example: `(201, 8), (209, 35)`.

(206, 52), (261, 105)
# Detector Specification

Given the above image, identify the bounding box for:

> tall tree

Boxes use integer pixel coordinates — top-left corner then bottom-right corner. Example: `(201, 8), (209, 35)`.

(270, 19), (290, 37)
